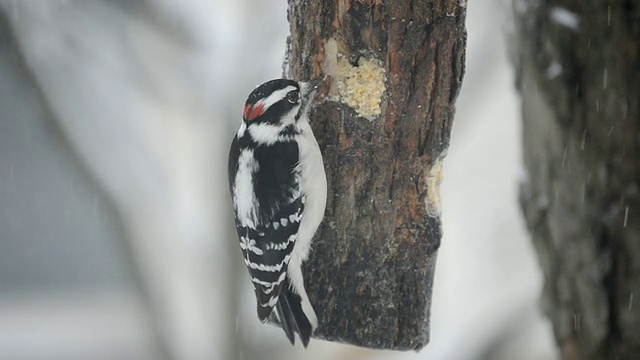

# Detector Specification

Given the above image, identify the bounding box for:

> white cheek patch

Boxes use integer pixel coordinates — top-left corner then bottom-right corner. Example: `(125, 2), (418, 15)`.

(248, 122), (283, 145)
(247, 106), (298, 145)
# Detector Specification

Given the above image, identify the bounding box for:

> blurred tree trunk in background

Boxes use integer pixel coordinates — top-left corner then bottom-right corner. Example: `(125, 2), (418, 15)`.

(286, 0), (466, 350)
(513, 1), (640, 359)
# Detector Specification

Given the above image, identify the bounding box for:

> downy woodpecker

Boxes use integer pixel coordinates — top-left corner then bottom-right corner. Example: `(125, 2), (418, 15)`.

(228, 79), (327, 347)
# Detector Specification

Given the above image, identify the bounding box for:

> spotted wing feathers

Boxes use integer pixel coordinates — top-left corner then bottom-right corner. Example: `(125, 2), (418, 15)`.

(234, 198), (303, 321)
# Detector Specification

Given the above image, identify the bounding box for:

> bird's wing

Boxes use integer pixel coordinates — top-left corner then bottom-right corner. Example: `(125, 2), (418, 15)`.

(230, 139), (304, 322)
(235, 196), (303, 321)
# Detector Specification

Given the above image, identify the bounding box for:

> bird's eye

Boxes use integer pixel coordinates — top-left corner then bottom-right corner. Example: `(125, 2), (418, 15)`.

(286, 91), (299, 104)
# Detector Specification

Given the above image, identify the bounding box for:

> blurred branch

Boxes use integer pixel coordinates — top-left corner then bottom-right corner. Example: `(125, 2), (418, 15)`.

(2, 2), (235, 359)
(0, 6), (172, 359)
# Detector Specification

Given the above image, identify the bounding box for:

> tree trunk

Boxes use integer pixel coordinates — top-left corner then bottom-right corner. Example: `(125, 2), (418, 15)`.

(513, 1), (640, 358)
(285, 0), (466, 350)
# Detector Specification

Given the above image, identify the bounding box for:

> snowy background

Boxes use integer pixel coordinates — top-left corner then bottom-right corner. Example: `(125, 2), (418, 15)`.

(0, 0), (558, 359)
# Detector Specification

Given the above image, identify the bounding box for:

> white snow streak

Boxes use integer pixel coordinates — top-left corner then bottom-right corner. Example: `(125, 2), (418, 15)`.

(550, 7), (580, 31)
(546, 62), (563, 79)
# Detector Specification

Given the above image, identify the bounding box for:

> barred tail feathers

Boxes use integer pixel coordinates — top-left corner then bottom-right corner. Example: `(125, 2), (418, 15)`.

(276, 284), (313, 347)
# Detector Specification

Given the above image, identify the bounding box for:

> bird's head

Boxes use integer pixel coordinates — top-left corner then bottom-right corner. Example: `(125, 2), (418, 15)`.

(238, 79), (319, 143)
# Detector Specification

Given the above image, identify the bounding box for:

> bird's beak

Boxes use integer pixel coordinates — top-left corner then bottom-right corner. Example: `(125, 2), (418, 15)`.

(300, 78), (322, 104)
(296, 79), (322, 121)
(299, 80), (316, 96)
(308, 78), (323, 90)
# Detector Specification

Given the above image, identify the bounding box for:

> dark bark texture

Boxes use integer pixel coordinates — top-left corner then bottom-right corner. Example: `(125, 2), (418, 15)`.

(513, 1), (640, 359)
(285, 0), (466, 350)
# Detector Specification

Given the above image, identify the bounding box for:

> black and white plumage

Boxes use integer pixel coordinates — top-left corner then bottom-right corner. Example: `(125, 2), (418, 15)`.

(228, 79), (327, 347)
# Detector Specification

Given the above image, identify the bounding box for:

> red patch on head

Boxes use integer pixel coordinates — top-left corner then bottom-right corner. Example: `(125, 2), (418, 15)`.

(243, 103), (265, 122)
(242, 103), (251, 119)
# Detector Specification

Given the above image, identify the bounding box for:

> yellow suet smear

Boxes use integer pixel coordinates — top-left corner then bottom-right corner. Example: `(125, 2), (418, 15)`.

(334, 56), (385, 120)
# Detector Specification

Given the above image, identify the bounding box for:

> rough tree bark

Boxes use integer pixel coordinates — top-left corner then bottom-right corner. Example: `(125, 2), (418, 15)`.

(285, 0), (466, 350)
(513, 1), (640, 359)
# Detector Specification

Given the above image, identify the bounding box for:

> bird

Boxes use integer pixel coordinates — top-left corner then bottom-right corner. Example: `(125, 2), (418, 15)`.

(228, 78), (327, 347)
